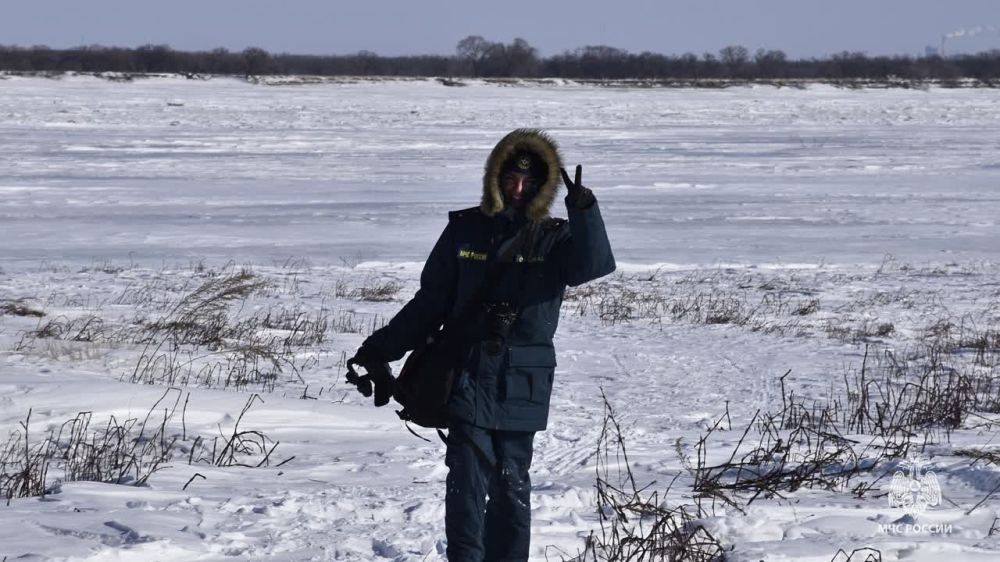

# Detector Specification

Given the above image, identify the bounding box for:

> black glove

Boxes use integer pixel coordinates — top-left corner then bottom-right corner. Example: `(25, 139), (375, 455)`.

(560, 164), (596, 210)
(347, 345), (395, 407)
(350, 343), (382, 367)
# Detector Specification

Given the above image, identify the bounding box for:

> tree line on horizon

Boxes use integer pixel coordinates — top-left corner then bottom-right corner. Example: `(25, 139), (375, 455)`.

(1, 36), (999, 81)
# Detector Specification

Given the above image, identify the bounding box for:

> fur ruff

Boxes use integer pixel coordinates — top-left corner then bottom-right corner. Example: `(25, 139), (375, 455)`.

(480, 128), (563, 222)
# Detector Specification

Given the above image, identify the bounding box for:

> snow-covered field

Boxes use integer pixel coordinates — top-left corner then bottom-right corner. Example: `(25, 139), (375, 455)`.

(1, 75), (1000, 561)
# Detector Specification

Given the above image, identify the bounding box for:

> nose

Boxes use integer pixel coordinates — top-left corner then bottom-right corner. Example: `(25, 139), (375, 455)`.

(513, 177), (526, 196)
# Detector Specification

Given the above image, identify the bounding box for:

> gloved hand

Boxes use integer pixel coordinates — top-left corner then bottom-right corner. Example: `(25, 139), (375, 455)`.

(560, 164), (596, 210)
(347, 345), (395, 407)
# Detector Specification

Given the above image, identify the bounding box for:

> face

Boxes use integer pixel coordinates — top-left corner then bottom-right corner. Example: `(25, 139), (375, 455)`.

(501, 171), (538, 210)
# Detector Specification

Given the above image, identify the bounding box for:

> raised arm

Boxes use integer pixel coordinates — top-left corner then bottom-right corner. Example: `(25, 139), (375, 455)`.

(557, 165), (616, 287)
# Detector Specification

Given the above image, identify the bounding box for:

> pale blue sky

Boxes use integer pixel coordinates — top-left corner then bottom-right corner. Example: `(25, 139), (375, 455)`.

(4, 1), (999, 57)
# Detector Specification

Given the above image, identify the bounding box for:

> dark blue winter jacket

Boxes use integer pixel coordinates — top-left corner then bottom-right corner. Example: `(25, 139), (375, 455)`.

(362, 129), (616, 431)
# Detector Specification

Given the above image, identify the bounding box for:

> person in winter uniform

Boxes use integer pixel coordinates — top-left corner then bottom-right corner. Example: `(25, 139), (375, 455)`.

(351, 128), (616, 561)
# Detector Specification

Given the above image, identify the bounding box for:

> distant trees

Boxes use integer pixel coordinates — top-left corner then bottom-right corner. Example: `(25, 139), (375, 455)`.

(754, 49), (788, 77)
(241, 47), (272, 75)
(719, 44), (749, 77)
(455, 35), (493, 75)
(719, 45), (749, 66)
(506, 38), (539, 76)
(134, 44), (175, 72)
(542, 44), (783, 79)
(0, 39), (998, 81)
(454, 35), (538, 76)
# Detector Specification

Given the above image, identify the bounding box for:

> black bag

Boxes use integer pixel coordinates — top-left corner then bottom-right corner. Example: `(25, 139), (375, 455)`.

(393, 222), (537, 429)
(393, 325), (458, 428)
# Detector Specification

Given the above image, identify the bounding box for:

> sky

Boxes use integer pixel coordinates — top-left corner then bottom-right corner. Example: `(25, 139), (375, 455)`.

(4, 1), (999, 58)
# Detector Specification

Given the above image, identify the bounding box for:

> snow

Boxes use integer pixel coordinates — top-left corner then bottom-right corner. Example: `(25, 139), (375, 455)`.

(1, 75), (999, 560)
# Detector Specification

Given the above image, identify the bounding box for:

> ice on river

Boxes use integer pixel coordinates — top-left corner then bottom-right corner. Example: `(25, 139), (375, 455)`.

(1, 74), (999, 267)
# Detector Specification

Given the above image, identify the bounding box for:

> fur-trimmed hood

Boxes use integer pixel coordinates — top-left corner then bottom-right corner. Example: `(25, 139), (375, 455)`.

(480, 129), (563, 222)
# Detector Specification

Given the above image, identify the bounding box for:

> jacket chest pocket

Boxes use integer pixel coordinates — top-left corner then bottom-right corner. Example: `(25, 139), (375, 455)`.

(502, 346), (557, 404)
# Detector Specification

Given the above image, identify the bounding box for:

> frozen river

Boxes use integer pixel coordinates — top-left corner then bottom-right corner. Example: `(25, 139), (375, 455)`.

(2, 75), (999, 268)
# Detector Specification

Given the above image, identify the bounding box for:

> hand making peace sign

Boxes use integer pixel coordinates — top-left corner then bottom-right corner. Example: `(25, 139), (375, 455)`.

(560, 164), (596, 209)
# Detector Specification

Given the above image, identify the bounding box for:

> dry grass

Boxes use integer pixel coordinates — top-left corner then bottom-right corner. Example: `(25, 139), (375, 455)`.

(184, 394), (283, 468)
(10, 265), (396, 393)
(0, 300), (45, 318)
(575, 390), (728, 562)
(15, 315), (122, 349)
(119, 271), (327, 390)
(334, 277), (403, 302)
(142, 269), (271, 345)
(0, 390), (282, 503)
(1, 390), (184, 502)
(682, 339), (1000, 512)
(564, 272), (808, 335)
